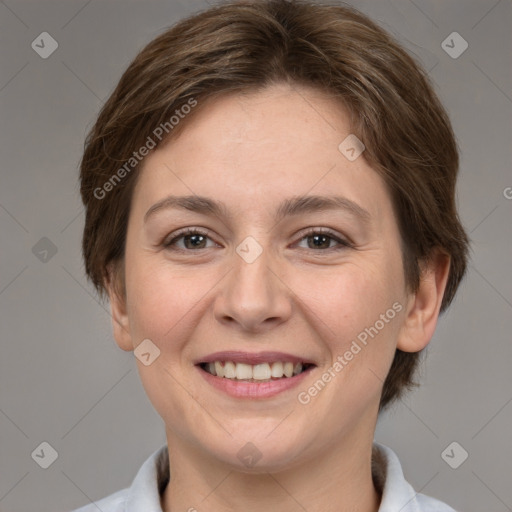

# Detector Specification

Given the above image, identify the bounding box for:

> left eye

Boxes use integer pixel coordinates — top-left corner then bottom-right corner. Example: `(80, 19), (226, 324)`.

(296, 231), (349, 250)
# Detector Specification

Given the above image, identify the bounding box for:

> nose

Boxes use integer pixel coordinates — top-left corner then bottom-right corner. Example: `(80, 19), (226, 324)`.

(213, 245), (292, 333)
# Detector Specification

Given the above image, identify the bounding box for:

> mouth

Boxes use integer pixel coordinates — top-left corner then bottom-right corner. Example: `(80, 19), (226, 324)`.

(194, 352), (317, 398)
(197, 360), (316, 382)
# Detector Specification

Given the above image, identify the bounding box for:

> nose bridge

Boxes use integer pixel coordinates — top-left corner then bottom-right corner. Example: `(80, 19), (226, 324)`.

(234, 237), (273, 295)
(214, 235), (291, 331)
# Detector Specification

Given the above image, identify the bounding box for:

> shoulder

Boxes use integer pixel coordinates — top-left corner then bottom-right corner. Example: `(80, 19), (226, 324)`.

(372, 442), (457, 512)
(415, 492), (457, 511)
(68, 444), (169, 512)
(69, 488), (128, 512)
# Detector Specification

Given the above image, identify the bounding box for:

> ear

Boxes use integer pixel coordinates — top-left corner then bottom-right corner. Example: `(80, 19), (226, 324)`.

(397, 250), (451, 353)
(105, 263), (134, 352)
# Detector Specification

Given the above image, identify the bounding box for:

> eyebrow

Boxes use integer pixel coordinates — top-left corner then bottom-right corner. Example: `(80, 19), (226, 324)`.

(144, 194), (371, 224)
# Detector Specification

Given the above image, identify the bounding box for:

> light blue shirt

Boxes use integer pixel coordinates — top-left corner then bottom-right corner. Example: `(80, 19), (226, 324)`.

(71, 442), (456, 512)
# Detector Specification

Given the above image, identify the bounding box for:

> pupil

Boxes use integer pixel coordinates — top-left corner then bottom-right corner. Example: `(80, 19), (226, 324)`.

(186, 234), (205, 248)
(310, 235), (329, 249)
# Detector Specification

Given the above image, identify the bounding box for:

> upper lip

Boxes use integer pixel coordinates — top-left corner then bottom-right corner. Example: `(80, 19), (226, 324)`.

(195, 351), (316, 366)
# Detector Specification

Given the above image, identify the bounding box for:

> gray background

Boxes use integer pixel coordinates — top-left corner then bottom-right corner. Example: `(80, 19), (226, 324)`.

(1, 0), (511, 511)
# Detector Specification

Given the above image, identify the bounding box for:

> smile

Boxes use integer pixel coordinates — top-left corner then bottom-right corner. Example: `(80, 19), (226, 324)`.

(196, 353), (317, 398)
(199, 361), (314, 381)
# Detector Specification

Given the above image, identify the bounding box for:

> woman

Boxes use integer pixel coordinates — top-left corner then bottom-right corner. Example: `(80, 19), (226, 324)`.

(73, 0), (469, 510)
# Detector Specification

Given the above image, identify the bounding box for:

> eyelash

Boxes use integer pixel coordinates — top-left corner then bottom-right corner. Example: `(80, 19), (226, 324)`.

(162, 227), (352, 253)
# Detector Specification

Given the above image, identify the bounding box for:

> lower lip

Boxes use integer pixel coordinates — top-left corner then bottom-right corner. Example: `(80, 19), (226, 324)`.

(197, 365), (314, 398)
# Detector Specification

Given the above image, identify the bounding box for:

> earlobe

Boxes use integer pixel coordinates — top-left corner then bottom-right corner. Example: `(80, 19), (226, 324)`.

(105, 266), (134, 352)
(397, 250), (451, 353)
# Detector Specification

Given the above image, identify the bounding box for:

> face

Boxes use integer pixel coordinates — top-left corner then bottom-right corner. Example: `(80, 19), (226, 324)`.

(111, 84), (421, 471)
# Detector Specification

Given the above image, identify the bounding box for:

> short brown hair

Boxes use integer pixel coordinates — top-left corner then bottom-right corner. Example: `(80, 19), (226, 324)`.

(80, 0), (470, 411)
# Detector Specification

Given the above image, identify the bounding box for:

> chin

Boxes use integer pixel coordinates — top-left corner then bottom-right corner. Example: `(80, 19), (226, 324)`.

(204, 428), (310, 473)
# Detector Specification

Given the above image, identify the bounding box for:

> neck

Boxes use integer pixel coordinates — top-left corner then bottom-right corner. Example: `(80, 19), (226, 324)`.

(162, 428), (381, 512)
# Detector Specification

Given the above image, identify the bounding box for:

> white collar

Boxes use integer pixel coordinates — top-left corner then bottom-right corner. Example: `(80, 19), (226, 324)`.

(124, 442), (455, 512)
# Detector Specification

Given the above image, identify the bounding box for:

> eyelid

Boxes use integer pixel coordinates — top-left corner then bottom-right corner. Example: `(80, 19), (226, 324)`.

(292, 227), (353, 250)
(162, 227), (216, 248)
(293, 226), (352, 243)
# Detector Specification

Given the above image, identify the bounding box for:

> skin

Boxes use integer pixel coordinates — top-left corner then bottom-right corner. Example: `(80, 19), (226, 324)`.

(107, 83), (450, 512)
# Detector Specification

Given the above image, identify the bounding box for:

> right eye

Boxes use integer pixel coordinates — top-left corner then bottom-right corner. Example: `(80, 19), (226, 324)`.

(162, 228), (219, 251)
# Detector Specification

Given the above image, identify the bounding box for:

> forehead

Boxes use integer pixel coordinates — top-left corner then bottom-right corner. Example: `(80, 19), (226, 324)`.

(167, 85), (353, 168)
(133, 84), (392, 224)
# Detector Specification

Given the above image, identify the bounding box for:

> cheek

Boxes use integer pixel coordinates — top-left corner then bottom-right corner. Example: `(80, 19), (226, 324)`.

(305, 262), (401, 338)
(303, 259), (405, 398)
(123, 259), (211, 429)
(124, 254), (207, 347)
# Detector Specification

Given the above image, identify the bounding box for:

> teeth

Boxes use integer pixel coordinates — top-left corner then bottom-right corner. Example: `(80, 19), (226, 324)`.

(235, 363), (252, 379)
(270, 361), (283, 378)
(253, 363), (271, 380)
(214, 361), (224, 378)
(203, 361), (309, 380)
(224, 361), (236, 379)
